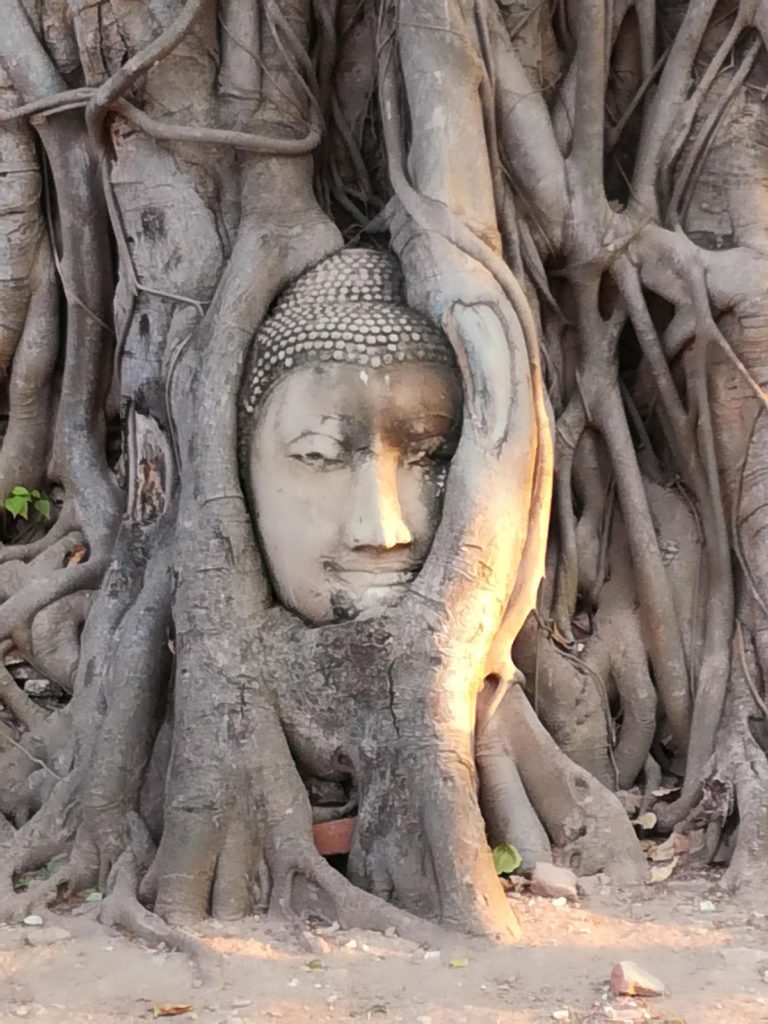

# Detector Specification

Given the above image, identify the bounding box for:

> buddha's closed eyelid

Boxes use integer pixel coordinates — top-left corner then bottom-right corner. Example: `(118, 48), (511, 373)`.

(402, 434), (457, 465)
(286, 432), (349, 469)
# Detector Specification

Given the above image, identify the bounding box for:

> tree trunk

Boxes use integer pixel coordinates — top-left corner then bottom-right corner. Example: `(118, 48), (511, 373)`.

(1, 0), (767, 944)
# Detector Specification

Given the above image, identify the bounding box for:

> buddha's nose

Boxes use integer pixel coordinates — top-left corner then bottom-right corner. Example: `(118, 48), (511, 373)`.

(345, 451), (412, 550)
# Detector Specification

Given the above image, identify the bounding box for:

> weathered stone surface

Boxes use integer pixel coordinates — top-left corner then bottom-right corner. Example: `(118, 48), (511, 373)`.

(610, 961), (666, 997)
(0, 927), (24, 951)
(718, 946), (768, 966)
(24, 926), (71, 947)
(530, 862), (578, 901)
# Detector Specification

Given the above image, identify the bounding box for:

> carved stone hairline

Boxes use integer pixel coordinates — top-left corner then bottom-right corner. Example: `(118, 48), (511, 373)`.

(239, 247), (456, 418)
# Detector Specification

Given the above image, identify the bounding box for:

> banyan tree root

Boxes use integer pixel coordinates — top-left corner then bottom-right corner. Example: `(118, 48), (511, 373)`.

(681, 626), (768, 894)
(5, 0), (768, 944)
(477, 683), (646, 882)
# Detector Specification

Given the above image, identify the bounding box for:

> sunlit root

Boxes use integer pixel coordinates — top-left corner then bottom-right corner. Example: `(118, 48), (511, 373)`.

(480, 684), (646, 884)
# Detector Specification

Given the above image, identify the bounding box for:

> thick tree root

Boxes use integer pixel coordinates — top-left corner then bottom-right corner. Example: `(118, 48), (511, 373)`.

(100, 816), (215, 975)
(270, 843), (478, 947)
(513, 618), (614, 788)
(701, 631), (768, 893)
(478, 684), (647, 883)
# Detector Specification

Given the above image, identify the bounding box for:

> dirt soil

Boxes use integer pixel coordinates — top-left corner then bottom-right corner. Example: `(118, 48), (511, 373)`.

(1, 871), (767, 1024)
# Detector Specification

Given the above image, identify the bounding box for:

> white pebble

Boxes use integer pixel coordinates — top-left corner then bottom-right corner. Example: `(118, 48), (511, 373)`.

(22, 916), (43, 927)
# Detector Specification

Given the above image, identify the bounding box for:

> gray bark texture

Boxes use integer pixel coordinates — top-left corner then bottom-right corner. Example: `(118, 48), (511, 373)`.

(0, 0), (767, 944)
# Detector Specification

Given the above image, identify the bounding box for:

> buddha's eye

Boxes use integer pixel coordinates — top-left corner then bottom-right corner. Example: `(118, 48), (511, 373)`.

(287, 435), (346, 471)
(292, 451), (344, 470)
(404, 439), (454, 467)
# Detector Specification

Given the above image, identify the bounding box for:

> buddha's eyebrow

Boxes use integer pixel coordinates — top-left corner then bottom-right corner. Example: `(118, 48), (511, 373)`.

(319, 414), (355, 426)
(289, 428), (343, 441)
(285, 414), (354, 435)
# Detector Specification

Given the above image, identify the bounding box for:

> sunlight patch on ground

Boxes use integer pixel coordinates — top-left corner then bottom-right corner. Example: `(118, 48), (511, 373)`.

(509, 897), (734, 950)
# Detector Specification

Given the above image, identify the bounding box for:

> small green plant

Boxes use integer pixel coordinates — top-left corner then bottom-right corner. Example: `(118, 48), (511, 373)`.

(4, 485), (51, 520)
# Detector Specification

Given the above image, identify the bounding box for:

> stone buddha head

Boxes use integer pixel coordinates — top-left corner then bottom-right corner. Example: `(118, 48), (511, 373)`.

(240, 249), (462, 625)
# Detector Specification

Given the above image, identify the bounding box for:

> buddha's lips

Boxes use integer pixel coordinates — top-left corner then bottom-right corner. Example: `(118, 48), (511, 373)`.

(328, 565), (419, 588)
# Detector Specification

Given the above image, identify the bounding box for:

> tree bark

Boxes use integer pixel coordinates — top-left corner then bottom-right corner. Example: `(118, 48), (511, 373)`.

(1, 0), (768, 942)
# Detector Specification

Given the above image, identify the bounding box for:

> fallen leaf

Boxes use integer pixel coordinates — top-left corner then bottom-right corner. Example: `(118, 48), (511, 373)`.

(84, 891), (103, 902)
(449, 957), (469, 968)
(306, 959), (324, 970)
(648, 837), (677, 862)
(152, 1006), (193, 1018)
(649, 834), (690, 861)
(633, 812), (657, 830)
(648, 856), (678, 883)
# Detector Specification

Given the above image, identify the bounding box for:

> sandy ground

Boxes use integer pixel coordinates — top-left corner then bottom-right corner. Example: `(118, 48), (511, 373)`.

(1, 872), (767, 1024)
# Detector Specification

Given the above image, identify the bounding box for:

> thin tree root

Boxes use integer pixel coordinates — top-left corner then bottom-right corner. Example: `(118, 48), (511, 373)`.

(0, 503), (79, 566)
(0, 865), (71, 924)
(100, 849), (216, 977)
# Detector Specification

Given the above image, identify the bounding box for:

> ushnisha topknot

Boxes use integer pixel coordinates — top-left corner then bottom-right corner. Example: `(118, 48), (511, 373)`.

(240, 248), (456, 415)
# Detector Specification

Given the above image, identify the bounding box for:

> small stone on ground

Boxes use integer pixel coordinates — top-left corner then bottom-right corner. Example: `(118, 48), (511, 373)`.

(530, 862), (578, 901)
(24, 926), (71, 947)
(610, 960), (666, 997)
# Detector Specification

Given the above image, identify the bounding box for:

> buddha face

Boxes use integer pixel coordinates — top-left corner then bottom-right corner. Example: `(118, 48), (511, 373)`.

(249, 361), (462, 625)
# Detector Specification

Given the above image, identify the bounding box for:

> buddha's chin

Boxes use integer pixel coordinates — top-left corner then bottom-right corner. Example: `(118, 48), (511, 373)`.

(326, 581), (411, 622)
(356, 582), (410, 613)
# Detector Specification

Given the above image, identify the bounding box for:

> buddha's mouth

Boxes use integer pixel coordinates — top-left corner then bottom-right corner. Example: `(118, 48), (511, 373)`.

(325, 561), (421, 593)
(327, 564), (420, 589)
